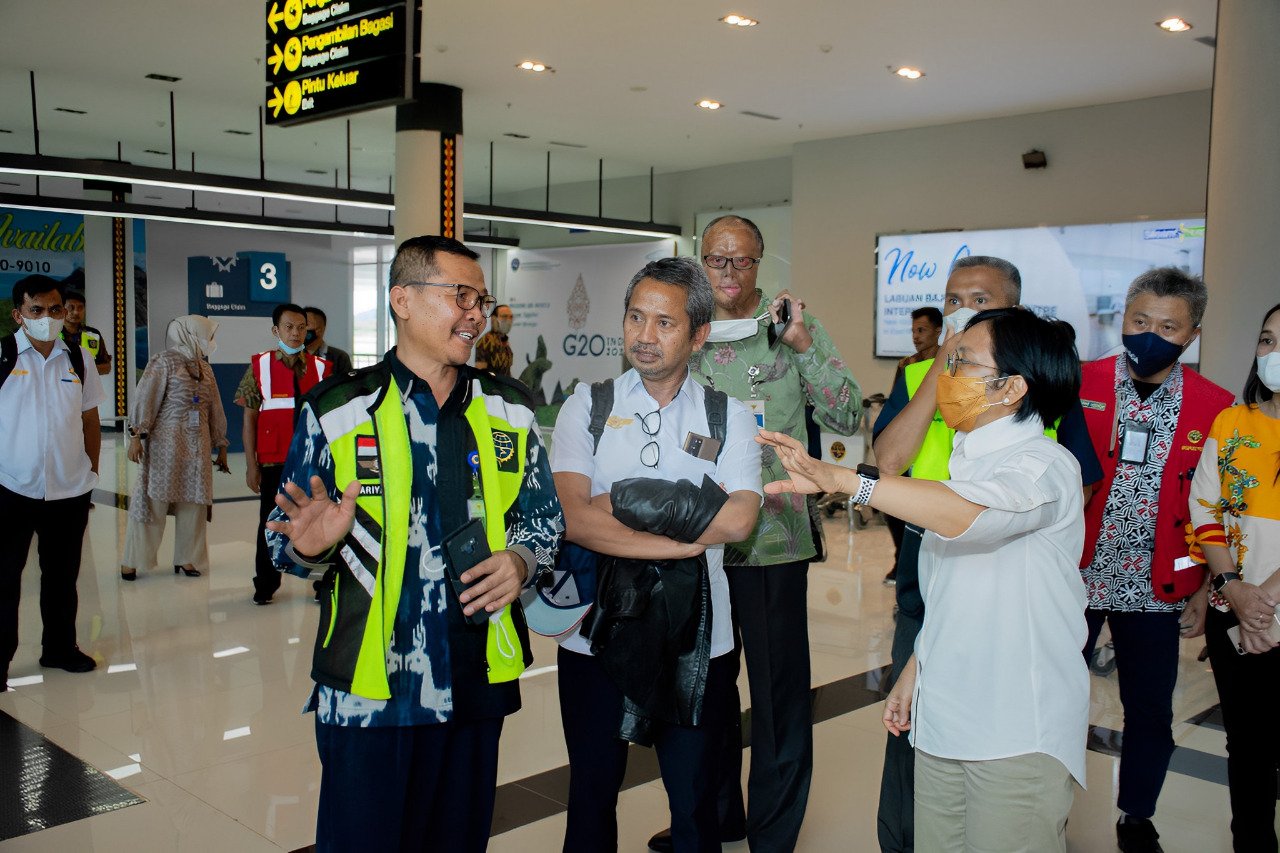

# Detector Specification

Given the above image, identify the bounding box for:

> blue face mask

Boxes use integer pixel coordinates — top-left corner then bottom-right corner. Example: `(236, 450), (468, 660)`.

(1122, 332), (1185, 378)
(277, 339), (305, 356)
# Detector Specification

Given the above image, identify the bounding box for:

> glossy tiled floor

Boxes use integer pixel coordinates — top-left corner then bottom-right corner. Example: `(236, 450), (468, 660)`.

(0, 435), (1257, 851)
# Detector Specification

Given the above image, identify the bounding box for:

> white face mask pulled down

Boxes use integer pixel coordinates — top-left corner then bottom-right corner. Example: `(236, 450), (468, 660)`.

(1257, 351), (1280, 393)
(706, 310), (771, 343)
(23, 316), (64, 342)
(939, 306), (979, 343)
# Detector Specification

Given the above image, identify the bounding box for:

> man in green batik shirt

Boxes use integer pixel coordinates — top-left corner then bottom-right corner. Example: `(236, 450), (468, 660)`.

(648, 215), (859, 853)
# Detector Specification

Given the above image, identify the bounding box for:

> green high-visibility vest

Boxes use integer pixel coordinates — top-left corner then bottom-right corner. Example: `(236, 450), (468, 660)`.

(902, 358), (1059, 482)
(322, 376), (530, 700)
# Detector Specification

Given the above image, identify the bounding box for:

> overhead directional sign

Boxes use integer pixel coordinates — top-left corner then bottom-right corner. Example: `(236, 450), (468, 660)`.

(264, 0), (414, 126)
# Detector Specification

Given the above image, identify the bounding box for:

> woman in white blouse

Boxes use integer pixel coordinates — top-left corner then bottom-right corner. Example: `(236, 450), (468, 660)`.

(759, 308), (1089, 853)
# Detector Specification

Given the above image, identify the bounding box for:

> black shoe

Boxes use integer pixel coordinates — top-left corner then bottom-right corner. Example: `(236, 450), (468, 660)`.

(39, 647), (96, 673)
(1117, 817), (1163, 853)
(647, 826), (745, 851)
(252, 590), (273, 605)
(175, 564), (202, 577)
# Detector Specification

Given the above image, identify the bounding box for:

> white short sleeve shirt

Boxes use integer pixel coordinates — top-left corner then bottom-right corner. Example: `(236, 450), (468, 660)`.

(551, 368), (763, 657)
(0, 330), (102, 500)
(911, 415), (1089, 785)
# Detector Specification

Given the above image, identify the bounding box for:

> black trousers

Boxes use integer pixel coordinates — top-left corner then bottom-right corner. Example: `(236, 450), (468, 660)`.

(717, 560), (813, 852)
(877, 523), (924, 853)
(559, 647), (734, 853)
(1205, 606), (1280, 853)
(253, 464), (284, 598)
(1084, 607), (1181, 819)
(0, 485), (91, 670)
(314, 715), (503, 852)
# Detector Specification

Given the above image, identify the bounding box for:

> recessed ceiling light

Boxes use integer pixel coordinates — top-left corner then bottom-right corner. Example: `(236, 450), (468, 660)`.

(224, 129), (252, 136)
(143, 195), (163, 200)
(503, 132), (531, 139)
(697, 99), (723, 110)
(145, 73), (182, 83)
(890, 66), (924, 80)
(549, 140), (588, 148)
(517, 60), (553, 73)
(720, 14), (759, 27)
(305, 169), (328, 175)
(144, 149), (168, 156)
(1157, 17), (1192, 32)
(0, 129), (12, 134)
(54, 107), (87, 115)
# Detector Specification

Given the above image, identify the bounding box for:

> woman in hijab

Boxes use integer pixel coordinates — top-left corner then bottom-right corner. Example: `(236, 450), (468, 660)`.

(121, 315), (230, 580)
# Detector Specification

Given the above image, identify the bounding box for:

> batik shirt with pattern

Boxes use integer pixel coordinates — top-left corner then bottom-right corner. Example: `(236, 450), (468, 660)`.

(267, 355), (563, 726)
(1082, 358), (1184, 613)
(691, 290), (860, 566)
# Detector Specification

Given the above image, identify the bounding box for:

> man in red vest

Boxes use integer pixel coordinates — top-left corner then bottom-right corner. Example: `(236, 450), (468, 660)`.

(234, 303), (330, 604)
(1078, 268), (1233, 853)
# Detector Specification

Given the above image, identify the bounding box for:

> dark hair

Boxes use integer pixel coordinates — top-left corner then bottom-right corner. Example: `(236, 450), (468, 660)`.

(64, 289), (86, 305)
(911, 306), (943, 328)
(624, 257), (715, 333)
(495, 304), (511, 313)
(952, 255), (1022, 303)
(701, 215), (764, 256)
(1243, 303), (1280, 405)
(1125, 266), (1209, 327)
(389, 235), (480, 287)
(302, 305), (327, 324)
(966, 308), (1081, 428)
(11, 274), (63, 309)
(272, 302), (307, 327)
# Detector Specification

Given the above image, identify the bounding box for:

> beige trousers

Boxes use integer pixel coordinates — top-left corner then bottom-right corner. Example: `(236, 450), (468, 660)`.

(915, 750), (1075, 853)
(122, 500), (209, 574)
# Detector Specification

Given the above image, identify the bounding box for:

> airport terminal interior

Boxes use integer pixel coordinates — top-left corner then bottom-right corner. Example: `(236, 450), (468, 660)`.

(1, 0), (1277, 850)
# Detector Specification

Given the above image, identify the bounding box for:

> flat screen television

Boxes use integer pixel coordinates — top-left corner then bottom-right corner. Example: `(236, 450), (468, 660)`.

(874, 218), (1206, 363)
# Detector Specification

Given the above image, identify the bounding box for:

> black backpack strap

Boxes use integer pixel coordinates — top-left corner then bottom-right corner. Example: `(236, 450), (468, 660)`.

(0, 334), (16, 390)
(65, 340), (86, 384)
(703, 387), (728, 462)
(587, 379), (614, 454)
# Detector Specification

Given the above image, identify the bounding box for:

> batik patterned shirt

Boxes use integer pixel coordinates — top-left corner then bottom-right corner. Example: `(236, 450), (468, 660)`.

(268, 355), (563, 726)
(1082, 359), (1184, 613)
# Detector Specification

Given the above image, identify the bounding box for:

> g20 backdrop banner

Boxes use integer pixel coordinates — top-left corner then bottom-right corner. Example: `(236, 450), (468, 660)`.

(0, 208), (86, 336)
(874, 218), (1206, 362)
(503, 241), (675, 405)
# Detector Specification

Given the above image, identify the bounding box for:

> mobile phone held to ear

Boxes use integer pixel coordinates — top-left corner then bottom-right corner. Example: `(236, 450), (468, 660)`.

(443, 518), (493, 627)
(769, 298), (791, 348)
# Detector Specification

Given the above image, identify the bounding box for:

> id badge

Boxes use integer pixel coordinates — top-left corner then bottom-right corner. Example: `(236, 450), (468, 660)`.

(467, 498), (486, 520)
(683, 431), (722, 461)
(187, 409), (201, 428)
(746, 399), (766, 430)
(1119, 422), (1152, 465)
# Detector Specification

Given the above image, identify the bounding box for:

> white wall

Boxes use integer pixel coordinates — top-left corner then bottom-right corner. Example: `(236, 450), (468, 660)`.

(791, 90), (1212, 397)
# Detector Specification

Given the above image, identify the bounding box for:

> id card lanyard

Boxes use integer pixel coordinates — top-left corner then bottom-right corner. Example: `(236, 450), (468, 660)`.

(1112, 387), (1152, 465)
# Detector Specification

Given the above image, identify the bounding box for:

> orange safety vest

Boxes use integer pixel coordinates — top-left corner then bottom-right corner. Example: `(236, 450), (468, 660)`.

(251, 351), (329, 464)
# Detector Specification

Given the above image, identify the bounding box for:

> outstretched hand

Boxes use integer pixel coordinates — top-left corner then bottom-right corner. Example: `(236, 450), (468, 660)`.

(266, 476), (360, 557)
(755, 429), (847, 495)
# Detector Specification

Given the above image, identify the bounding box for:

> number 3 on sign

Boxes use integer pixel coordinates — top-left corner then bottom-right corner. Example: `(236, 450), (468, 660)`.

(259, 263), (278, 290)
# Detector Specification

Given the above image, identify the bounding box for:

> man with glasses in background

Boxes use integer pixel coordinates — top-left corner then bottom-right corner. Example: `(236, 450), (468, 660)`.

(643, 216), (860, 853)
(552, 257), (762, 851)
(872, 256), (1102, 853)
(264, 236), (562, 851)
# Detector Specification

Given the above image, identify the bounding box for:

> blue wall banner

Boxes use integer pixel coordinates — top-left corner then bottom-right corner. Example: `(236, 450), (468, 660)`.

(188, 252), (291, 317)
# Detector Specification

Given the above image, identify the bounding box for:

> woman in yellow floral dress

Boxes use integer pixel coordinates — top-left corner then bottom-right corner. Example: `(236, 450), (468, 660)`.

(1189, 302), (1280, 852)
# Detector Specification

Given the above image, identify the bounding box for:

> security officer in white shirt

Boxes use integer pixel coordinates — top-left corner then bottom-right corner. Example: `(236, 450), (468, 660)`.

(0, 275), (102, 691)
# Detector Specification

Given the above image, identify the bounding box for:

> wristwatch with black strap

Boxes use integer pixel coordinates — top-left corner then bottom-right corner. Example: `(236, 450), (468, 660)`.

(1210, 571), (1240, 594)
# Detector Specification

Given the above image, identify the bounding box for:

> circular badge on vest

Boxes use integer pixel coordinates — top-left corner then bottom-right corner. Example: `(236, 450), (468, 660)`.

(493, 431), (515, 465)
(830, 441), (846, 461)
(1188, 429), (1203, 443)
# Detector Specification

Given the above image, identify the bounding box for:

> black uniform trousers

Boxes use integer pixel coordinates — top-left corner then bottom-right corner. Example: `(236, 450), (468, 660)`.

(559, 647), (735, 853)
(314, 715), (503, 852)
(0, 485), (91, 671)
(253, 464), (284, 599)
(1205, 606), (1280, 853)
(716, 559), (813, 852)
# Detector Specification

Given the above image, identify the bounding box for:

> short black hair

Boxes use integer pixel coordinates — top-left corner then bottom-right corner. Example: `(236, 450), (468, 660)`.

(952, 255), (1023, 303)
(701, 215), (765, 256)
(64, 289), (86, 305)
(966, 307), (1081, 428)
(272, 302), (307, 327)
(12, 274), (63, 309)
(302, 306), (327, 324)
(495, 304), (511, 313)
(389, 236), (480, 287)
(911, 306), (943, 328)
(1244, 303), (1280, 405)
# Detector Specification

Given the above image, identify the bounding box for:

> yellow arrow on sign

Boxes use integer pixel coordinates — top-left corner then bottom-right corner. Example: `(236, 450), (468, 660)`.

(267, 87), (285, 118)
(267, 2), (285, 34)
(268, 43), (286, 75)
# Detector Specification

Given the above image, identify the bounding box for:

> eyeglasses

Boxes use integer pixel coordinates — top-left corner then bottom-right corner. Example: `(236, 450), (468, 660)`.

(637, 409), (661, 468)
(702, 255), (761, 271)
(401, 281), (498, 317)
(944, 353), (1006, 379)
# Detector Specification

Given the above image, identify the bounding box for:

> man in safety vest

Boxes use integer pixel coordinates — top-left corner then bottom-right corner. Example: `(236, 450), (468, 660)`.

(62, 289), (112, 376)
(234, 302), (330, 605)
(871, 256), (1102, 853)
(263, 236), (563, 851)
